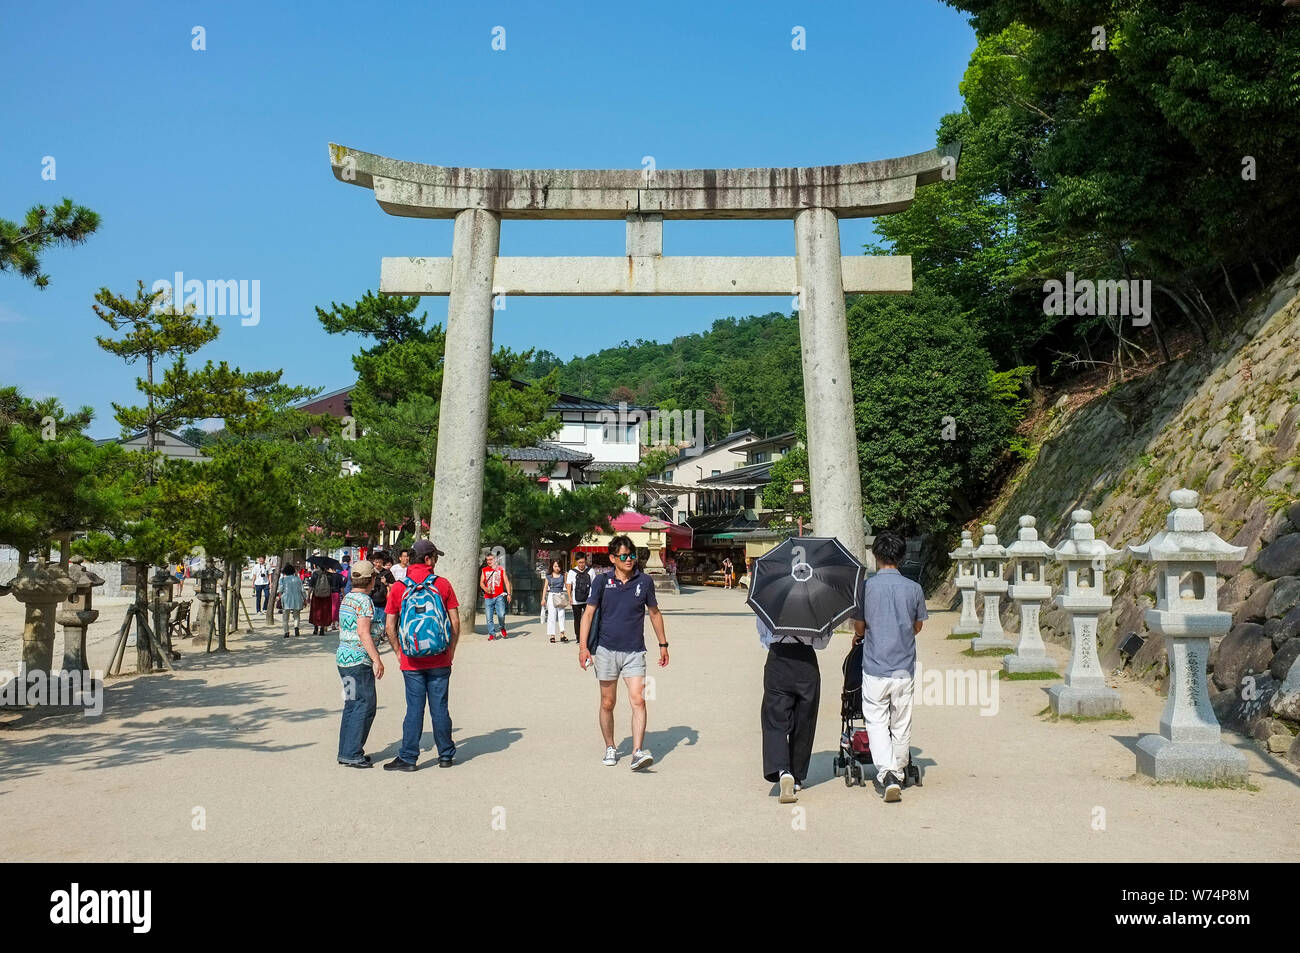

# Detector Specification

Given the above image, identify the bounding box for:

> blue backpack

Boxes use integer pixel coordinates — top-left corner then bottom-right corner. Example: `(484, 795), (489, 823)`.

(398, 573), (453, 657)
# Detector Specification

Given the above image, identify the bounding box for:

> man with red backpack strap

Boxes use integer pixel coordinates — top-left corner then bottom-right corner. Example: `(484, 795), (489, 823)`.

(383, 539), (461, 771)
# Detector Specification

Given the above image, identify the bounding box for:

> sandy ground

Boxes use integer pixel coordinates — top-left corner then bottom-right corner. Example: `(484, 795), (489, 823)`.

(0, 586), (1297, 862)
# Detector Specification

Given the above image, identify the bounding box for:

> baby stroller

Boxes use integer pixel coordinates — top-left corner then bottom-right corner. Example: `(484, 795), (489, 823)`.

(832, 641), (922, 788)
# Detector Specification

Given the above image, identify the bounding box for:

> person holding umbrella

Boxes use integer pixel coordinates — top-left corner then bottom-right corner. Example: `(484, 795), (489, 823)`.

(748, 536), (865, 804)
(307, 552), (340, 635)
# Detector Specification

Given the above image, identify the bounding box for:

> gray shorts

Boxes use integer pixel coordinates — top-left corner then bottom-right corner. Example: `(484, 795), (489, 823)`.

(594, 646), (647, 680)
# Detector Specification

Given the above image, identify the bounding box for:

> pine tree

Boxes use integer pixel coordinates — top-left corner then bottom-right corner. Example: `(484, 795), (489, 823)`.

(0, 199), (100, 288)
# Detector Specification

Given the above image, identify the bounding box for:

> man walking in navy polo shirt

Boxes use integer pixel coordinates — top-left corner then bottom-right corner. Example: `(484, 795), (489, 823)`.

(578, 535), (670, 770)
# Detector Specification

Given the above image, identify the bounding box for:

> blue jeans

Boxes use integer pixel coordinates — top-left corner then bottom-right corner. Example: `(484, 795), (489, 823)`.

(400, 667), (454, 764)
(338, 664), (377, 763)
(484, 594), (507, 635)
(254, 584), (269, 612)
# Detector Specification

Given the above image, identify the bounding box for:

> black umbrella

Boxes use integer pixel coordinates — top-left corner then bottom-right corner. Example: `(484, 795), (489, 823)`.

(307, 554), (341, 571)
(746, 536), (866, 637)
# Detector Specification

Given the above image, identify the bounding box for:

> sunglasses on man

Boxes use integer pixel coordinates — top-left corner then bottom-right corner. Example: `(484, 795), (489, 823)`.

(614, 552), (637, 562)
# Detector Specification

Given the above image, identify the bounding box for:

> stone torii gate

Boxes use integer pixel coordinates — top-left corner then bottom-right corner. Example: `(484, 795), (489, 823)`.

(328, 142), (957, 625)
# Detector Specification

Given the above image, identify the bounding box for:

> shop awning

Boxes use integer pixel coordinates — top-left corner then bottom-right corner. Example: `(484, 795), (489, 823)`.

(579, 509), (693, 550)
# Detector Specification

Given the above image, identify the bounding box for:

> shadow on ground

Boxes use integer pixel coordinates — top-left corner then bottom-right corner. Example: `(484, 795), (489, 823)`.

(366, 725), (527, 767)
(623, 724), (700, 770)
(0, 671), (325, 782)
(801, 746), (935, 792)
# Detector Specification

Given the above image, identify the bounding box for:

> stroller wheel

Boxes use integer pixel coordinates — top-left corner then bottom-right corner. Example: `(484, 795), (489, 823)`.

(909, 763), (922, 787)
(844, 765), (854, 788)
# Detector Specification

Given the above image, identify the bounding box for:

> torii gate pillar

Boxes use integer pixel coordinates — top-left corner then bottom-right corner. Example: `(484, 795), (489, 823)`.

(794, 206), (865, 563)
(433, 208), (500, 619)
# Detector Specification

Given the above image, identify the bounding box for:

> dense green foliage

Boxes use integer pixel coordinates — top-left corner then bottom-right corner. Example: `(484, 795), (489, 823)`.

(0, 389), (133, 560)
(523, 312), (805, 440)
(847, 290), (1027, 533)
(762, 289), (1029, 534)
(878, 0), (1300, 375)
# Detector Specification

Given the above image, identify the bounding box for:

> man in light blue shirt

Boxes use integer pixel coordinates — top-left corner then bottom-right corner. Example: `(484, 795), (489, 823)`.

(854, 532), (927, 803)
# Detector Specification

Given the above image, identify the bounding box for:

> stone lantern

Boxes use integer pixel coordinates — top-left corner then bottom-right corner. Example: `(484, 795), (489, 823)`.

(1128, 489), (1248, 783)
(641, 518), (678, 594)
(641, 518), (668, 573)
(948, 530), (981, 637)
(10, 538), (77, 674)
(151, 567), (180, 659)
(971, 524), (1014, 651)
(1048, 510), (1124, 717)
(193, 565), (220, 649)
(1003, 516), (1059, 674)
(58, 555), (103, 674)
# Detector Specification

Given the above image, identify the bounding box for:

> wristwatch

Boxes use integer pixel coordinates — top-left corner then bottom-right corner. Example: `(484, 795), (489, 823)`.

(658, 642), (669, 648)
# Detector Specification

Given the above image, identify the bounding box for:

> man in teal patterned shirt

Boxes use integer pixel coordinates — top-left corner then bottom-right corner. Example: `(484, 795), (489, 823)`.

(337, 561), (384, 767)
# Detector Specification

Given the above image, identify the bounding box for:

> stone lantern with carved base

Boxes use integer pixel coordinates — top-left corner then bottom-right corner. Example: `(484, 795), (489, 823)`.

(1048, 510), (1125, 717)
(194, 566), (220, 649)
(58, 555), (103, 675)
(971, 525), (1014, 652)
(11, 539), (77, 675)
(1129, 489), (1248, 783)
(1003, 516), (1059, 675)
(151, 567), (180, 660)
(948, 530), (981, 636)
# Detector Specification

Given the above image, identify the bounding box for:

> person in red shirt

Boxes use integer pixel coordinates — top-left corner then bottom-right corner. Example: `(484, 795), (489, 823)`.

(383, 539), (461, 771)
(479, 552), (511, 641)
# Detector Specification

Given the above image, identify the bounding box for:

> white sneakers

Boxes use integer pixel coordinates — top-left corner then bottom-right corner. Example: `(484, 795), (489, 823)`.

(778, 771), (797, 803)
(883, 772), (903, 803)
(602, 746), (654, 769)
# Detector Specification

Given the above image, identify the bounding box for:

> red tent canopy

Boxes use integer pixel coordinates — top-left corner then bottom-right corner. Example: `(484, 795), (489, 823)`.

(584, 510), (693, 550)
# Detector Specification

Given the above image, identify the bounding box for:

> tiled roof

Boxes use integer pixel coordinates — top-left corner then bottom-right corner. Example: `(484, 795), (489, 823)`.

(696, 461), (774, 486)
(492, 442), (593, 463)
(293, 383), (356, 408)
(586, 460), (639, 472)
(743, 431), (798, 454)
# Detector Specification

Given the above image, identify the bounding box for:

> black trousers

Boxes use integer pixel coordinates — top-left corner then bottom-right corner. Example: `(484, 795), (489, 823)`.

(761, 642), (820, 783)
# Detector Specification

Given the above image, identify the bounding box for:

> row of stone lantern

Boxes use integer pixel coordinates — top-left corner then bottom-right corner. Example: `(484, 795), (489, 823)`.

(948, 489), (1248, 783)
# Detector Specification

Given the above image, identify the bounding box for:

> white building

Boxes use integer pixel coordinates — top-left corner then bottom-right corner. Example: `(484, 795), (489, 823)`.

(642, 429), (759, 523)
(497, 391), (654, 498)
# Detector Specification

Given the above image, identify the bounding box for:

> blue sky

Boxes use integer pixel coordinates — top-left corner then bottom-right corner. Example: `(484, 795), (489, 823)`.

(0, 0), (975, 437)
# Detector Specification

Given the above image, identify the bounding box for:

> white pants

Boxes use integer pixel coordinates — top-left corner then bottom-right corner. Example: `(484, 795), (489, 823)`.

(281, 608), (301, 634)
(862, 673), (914, 783)
(544, 593), (567, 635)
